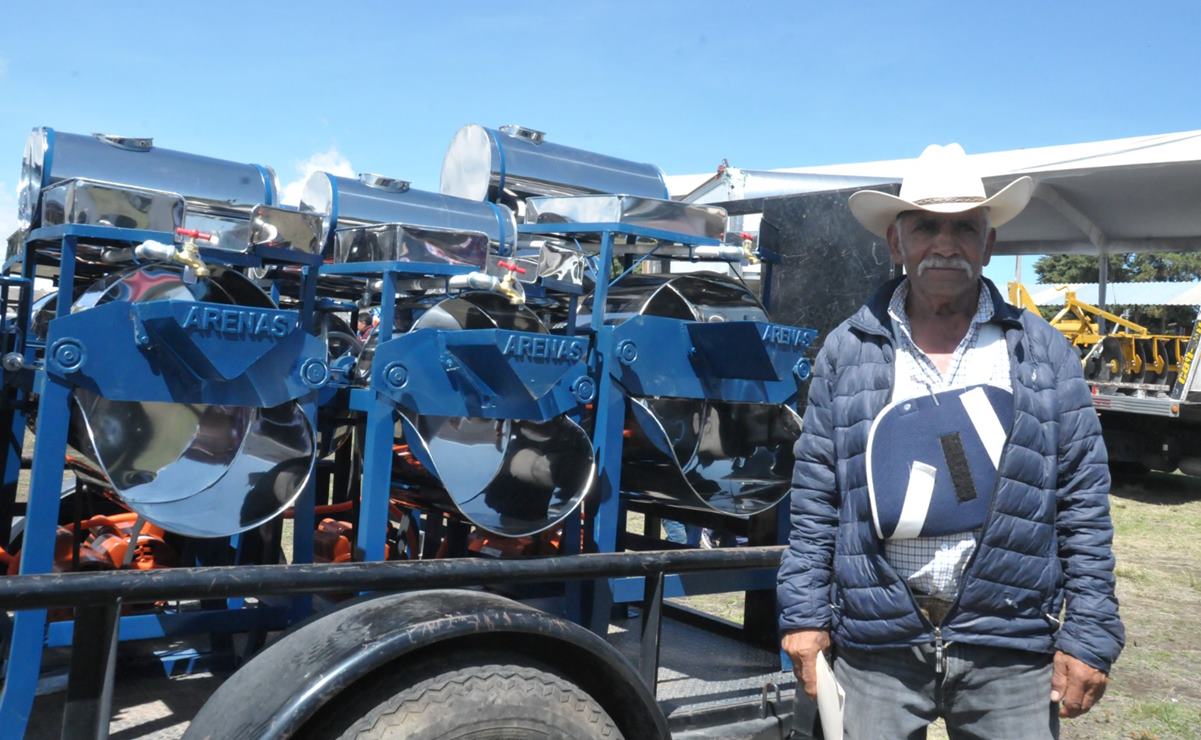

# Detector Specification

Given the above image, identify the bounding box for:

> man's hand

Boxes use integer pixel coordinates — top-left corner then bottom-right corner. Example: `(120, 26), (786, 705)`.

(781, 629), (831, 700)
(1050, 650), (1108, 718)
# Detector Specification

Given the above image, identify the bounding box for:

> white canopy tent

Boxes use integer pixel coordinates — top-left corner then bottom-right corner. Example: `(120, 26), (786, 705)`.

(669, 130), (1201, 308)
(1025, 282), (1201, 308)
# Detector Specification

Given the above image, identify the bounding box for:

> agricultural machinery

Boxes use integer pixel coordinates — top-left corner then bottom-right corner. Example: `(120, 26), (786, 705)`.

(0, 123), (817, 737)
(1009, 280), (1201, 475)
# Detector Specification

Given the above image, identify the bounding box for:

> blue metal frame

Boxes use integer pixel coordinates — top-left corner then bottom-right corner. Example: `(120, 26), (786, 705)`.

(44, 604), (291, 647)
(0, 214), (817, 730)
(519, 222), (817, 633)
(0, 224), (328, 735)
(339, 262), (594, 563)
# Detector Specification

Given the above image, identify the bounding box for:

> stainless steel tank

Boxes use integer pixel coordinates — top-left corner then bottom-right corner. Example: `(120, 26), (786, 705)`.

(363, 292), (594, 538)
(440, 124), (669, 202)
(18, 127), (279, 242)
(55, 265), (315, 538)
(300, 172), (517, 254)
(39, 178), (186, 233)
(329, 223), (490, 269)
(589, 273), (802, 516)
(526, 195), (727, 242)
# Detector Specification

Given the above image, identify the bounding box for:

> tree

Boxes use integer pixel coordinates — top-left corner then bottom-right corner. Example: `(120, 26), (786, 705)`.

(1033, 253), (1131, 284)
(1032, 253), (1201, 330)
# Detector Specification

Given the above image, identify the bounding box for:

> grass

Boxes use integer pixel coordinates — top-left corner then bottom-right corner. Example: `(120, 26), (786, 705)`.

(1064, 470), (1201, 739)
(625, 512), (749, 623)
(1124, 702), (1201, 737)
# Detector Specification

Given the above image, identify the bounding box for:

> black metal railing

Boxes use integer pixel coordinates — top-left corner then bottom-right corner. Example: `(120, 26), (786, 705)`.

(1, 546), (785, 740)
(0, 546), (783, 609)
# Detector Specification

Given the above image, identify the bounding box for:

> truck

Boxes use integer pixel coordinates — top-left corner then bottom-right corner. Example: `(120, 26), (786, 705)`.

(1009, 280), (1201, 474)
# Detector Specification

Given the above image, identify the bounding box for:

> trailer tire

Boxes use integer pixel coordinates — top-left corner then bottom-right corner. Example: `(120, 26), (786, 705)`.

(310, 649), (624, 739)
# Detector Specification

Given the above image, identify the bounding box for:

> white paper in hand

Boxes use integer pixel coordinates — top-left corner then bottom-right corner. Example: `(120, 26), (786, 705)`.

(815, 653), (845, 738)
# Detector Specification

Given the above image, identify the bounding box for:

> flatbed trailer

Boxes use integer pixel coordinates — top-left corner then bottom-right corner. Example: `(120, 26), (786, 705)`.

(1, 547), (801, 739)
(1004, 281), (1201, 473)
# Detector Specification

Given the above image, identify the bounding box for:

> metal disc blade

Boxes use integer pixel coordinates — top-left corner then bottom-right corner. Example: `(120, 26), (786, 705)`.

(60, 265), (313, 537)
(1165, 339), (1183, 390)
(623, 398), (802, 516)
(1139, 339), (1169, 388)
(398, 414), (594, 537)
(1094, 337), (1125, 383)
(1124, 339), (1150, 383)
(384, 291), (592, 537)
(1082, 343), (1103, 381)
(411, 292), (547, 334)
(400, 415), (509, 502)
(120, 402), (315, 538)
(72, 391), (251, 505)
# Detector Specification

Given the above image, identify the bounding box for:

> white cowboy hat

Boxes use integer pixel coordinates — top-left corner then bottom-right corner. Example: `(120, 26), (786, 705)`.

(848, 143), (1034, 238)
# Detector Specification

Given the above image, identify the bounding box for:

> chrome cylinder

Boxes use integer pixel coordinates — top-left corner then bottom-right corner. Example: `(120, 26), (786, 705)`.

(300, 172), (517, 254)
(18, 127), (278, 238)
(440, 124), (669, 202)
(593, 273), (801, 516)
(379, 292), (595, 537)
(59, 265), (315, 538)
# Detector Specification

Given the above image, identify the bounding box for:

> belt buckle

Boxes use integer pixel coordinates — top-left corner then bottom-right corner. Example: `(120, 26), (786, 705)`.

(917, 597), (952, 625)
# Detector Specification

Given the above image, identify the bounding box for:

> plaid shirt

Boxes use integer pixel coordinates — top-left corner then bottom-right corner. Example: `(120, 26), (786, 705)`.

(884, 279), (1011, 604)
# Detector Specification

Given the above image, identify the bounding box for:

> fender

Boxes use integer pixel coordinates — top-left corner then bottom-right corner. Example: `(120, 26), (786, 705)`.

(184, 589), (668, 740)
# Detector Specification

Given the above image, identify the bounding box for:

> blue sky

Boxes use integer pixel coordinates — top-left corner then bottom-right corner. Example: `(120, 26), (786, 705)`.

(2, 1), (1199, 286)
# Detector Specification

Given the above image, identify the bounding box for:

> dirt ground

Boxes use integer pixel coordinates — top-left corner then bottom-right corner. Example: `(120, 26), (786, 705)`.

(1060, 470), (1201, 739)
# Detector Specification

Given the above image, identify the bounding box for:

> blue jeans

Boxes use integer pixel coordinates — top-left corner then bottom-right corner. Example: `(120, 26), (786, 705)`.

(662, 520), (702, 546)
(834, 643), (1058, 739)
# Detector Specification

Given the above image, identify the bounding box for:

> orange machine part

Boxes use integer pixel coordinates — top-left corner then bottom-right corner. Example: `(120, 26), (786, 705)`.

(313, 518), (356, 564)
(467, 527), (563, 558)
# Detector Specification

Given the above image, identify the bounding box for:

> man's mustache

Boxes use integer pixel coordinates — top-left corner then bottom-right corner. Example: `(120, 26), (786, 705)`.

(917, 255), (974, 277)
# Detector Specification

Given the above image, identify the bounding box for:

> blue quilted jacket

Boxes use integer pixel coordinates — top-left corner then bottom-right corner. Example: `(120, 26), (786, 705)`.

(777, 277), (1124, 672)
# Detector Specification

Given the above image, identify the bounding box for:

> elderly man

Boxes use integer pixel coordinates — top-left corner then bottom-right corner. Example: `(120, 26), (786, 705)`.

(778, 144), (1123, 738)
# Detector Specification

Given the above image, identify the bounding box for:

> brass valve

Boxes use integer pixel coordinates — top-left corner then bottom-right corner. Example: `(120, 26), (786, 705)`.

(173, 228), (214, 279)
(740, 232), (760, 265)
(496, 260), (527, 305)
(135, 228), (215, 280)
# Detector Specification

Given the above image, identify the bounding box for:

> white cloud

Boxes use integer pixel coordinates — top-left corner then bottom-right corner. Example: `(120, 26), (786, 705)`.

(279, 148), (354, 206)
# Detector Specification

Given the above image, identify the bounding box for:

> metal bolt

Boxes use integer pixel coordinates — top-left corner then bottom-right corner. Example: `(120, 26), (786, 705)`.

(300, 358), (329, 388)
(616, 340), (638, 365)
(571, 376), (597, 403)
(792, 359), (812, 382)
(385, 362), (409, 389)
(51, 339), (85, 372)
(2, 353), (24, 373)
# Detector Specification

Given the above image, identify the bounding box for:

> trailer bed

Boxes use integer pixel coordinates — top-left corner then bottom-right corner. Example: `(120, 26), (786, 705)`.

(23, 611), (801, 739)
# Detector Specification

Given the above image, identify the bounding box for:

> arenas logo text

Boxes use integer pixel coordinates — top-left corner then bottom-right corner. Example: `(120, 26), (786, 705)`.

(181, 306), (294, 338)
(501, 334), (586, 362)
(760, 324), (810, 349)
